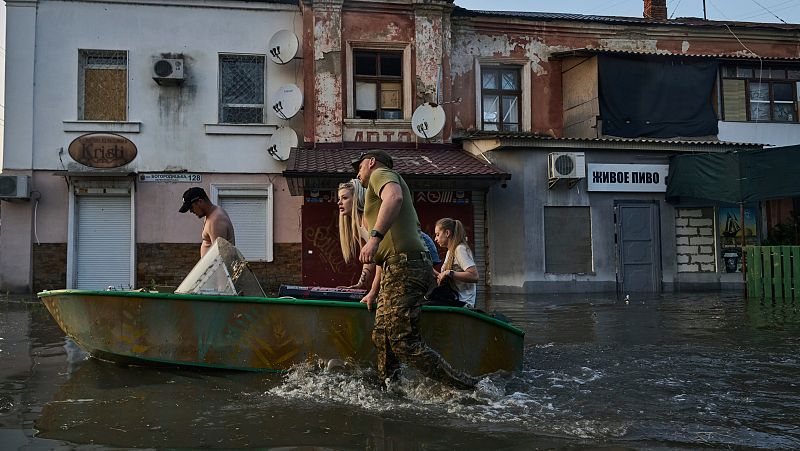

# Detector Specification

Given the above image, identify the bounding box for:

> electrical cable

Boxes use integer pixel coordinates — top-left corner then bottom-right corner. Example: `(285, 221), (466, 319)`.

(746, 0), (789, 23)
(669, 0), (685, 19)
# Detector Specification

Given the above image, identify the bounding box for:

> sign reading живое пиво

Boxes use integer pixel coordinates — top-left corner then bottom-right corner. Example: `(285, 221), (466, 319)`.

(587, 163), (669, 192)
(68, 133), (137, 168)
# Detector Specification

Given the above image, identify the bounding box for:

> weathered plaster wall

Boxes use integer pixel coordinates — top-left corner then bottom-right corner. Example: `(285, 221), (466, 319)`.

(313, 0), (344, 143)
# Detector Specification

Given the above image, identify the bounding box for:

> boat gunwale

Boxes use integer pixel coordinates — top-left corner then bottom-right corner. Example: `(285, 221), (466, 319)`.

(37, 289), (525, 337)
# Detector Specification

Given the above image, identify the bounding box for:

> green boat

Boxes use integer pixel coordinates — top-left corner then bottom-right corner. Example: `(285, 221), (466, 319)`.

(37, 240), (524, 376)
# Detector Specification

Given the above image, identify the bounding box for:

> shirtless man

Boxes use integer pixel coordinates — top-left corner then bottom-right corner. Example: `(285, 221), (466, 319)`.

(178, 187), (235, 258)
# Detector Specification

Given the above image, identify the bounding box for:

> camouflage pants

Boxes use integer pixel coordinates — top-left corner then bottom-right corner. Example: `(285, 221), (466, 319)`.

(373, 254), (477, 390)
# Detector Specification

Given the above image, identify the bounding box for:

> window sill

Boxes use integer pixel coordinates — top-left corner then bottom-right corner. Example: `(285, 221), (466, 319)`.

(204, 124), (277, 135)
(63, 121), (141, 133)
(344, 118), (411, 127)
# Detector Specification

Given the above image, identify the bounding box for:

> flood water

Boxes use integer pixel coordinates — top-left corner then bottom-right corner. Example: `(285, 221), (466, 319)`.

(1, 292), (799, 449)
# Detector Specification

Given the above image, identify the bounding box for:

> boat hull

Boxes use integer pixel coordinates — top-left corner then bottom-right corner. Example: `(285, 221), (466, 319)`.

(38, 290), (524, 376)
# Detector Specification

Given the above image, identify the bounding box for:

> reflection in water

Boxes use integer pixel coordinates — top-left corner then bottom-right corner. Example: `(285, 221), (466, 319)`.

(1, 293), (799, 449)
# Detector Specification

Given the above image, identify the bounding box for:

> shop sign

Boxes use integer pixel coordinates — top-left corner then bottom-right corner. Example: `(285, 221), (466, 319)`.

(587, 164), (668, 192)
(68, 133), (137, 168)
(139, 173), (202, 183)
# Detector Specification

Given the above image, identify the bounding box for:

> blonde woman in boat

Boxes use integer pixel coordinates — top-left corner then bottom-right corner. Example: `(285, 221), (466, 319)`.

(337, 180), (380, 306)
(434, 217), (479, 308)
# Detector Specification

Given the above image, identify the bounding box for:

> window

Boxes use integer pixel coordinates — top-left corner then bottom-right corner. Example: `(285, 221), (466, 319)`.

(721, 65), (800, 122)
(481, 67), (521, 132)
(353, 51), (403, 120)
(544, 207), (592, 274)
(215, 186), (273, 261)
(219, 54), (266, 124)
(79, 50), (127, 121)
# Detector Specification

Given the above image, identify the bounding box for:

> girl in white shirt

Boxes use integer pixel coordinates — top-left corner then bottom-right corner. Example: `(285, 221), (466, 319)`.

(434, 218), (479, 307)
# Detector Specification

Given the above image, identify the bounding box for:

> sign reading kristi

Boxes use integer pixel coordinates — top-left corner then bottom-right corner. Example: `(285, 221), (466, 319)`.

(587, 164), (669, 192)
(68, 133), (137, 168)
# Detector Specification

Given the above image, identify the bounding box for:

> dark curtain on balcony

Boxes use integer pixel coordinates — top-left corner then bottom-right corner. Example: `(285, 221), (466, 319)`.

(599, 55), (719, 139)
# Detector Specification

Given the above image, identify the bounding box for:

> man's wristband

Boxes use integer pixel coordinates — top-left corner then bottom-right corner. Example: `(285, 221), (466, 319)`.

(370, 229), (385, 240)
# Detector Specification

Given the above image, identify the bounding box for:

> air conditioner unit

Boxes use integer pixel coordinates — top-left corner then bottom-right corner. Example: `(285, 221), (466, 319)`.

(152, 58), (185, 85)
(548, 152), (586, 179)
(0, 175), (31, 199)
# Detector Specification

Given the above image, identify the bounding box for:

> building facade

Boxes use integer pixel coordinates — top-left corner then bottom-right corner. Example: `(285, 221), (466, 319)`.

(1, 0), (305, 293)
(3, 0), (800, 294)
(449, 2), (800, 292)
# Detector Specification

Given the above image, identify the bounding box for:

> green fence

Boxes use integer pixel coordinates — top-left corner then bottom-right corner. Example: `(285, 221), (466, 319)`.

(746, 246), (800, 300)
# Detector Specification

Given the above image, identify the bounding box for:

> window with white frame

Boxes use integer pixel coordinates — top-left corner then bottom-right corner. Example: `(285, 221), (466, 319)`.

(78, 50), (128, 121)
(219, 54), (266, 124)
(353, 51), (403, 120)
(481, 66), (521, 132)
(215, 186), (273, 261)
(721, 64), (800, 122)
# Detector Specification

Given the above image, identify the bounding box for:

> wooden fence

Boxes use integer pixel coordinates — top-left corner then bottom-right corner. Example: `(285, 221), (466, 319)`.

(746, 246), (800, 300)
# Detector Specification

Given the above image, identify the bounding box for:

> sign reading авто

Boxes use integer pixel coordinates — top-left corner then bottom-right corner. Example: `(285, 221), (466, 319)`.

(139, 173), (202, 183)
(587, 164), (669, 192)
(68, 133), (137, 168)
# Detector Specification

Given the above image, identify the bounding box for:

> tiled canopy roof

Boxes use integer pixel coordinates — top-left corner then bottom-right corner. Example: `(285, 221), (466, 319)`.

(283, 147), (509, 195)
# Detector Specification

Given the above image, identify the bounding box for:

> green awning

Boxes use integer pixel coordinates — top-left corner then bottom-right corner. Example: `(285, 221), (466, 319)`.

(666, 145), (800, 204)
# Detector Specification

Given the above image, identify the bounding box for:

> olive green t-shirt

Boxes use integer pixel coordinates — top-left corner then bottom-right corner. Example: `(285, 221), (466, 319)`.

(364, 167), (426, 265)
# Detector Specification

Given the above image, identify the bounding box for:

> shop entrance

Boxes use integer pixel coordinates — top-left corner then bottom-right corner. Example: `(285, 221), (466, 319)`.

(615, 201), (661, 293)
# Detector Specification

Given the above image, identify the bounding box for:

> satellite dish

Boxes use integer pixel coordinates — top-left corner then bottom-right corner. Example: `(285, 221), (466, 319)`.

(266, 126), (297, 161)
(268, 30), (299, 64)
(411, 102), (446, 139)
(272, 84), (303, 120)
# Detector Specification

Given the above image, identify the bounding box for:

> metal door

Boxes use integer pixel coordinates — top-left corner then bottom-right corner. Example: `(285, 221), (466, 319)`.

(616, 202), (661, 293)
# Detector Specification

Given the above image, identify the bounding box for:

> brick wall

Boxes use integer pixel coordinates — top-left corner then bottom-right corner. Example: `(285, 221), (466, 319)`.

(675, 208), (716, 273)
(136, 242), (302, 296)
(136, 243), (199, 291)
(249, 243), (302, 295)
(32, 243), (67, 292)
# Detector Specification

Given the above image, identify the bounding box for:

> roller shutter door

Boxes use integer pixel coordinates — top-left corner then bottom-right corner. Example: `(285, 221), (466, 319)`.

(75, 195), (132, 290)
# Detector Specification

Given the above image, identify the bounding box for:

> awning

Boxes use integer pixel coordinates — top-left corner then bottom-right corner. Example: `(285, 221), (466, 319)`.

(666, 145), (800, 204)
(283, 147), (510, 195)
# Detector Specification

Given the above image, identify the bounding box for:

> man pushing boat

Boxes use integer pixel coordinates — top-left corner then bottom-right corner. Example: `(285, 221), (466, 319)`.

(178, 187), (236, 258)
(352, 150), (478, 390)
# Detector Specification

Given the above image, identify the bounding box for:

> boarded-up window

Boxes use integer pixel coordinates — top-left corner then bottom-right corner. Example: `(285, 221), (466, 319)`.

(219, 54), (266, 124)
(722, 79), (746, 121)
(544, 206), (593, 274)
(79, 50), (127, 121)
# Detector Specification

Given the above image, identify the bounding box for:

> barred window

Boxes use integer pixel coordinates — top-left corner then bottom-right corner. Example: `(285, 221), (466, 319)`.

(219, 54), (266, 124)
(79, 50), (127, 121)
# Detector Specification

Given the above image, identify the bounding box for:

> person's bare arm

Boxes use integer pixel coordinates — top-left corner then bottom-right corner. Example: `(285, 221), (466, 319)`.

(340, 263), (374, 289)
(437, 265), (479, 285)
(360, 265), (382, 311)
